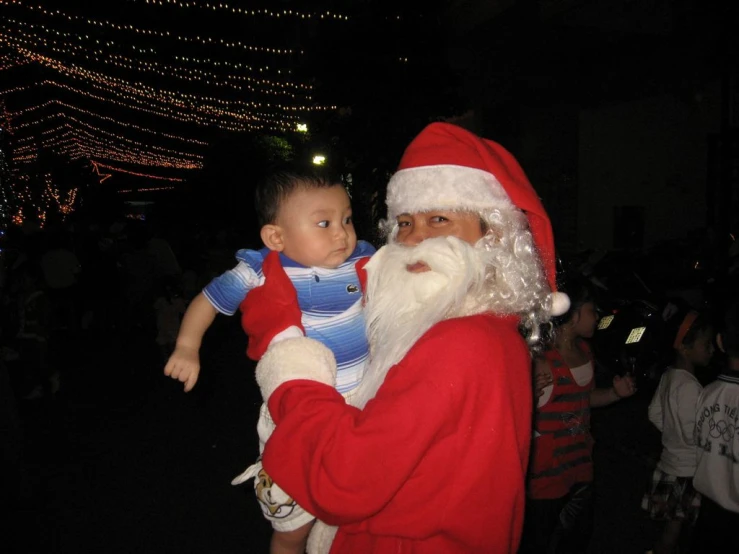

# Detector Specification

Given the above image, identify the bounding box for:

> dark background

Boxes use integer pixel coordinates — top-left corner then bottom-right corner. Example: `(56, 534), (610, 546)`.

(2, 2), (738, 552)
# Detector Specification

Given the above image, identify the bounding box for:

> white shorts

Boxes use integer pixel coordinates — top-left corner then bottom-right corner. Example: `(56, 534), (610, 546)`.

(232, 388), (358, 533)
(231, 404), (313, 532)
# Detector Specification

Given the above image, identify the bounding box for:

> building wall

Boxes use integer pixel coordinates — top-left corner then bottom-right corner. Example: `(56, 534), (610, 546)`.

(577, 85), (721, 250)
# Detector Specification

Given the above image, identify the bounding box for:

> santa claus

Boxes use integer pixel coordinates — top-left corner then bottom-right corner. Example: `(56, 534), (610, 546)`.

(253, 122), (568, 553)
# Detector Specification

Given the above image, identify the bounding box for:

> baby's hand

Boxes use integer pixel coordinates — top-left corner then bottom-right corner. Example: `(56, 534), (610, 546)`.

(164, 346), (200, 392)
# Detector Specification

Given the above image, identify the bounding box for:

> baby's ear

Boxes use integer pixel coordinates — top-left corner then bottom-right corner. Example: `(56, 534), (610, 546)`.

(260, 224), (284, 252)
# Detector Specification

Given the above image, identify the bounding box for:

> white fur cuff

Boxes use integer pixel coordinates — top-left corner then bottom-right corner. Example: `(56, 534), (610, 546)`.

(307, 521), (338, 554)
(256, 337), (337, 401)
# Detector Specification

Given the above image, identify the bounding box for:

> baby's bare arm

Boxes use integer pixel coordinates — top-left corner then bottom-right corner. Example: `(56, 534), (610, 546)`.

(164, 292), (218, 392)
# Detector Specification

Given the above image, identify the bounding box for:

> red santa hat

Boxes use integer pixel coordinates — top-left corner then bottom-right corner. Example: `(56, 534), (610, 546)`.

(386, 122), (569, 316)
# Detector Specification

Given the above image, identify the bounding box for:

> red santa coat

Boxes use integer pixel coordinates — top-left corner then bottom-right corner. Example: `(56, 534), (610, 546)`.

(262, 313), (533, 553)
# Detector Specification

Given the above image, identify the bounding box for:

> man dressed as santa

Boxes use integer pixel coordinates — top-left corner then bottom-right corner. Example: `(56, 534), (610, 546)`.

(251, 122), (569, 553)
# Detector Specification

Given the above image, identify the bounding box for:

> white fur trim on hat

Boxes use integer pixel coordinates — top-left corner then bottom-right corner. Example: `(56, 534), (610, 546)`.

(255, 337), (337, 401)
(386, 165), (514, 220)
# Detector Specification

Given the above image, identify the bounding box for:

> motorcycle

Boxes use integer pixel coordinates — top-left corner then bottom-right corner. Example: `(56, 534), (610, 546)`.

(558, 249), (696, 391)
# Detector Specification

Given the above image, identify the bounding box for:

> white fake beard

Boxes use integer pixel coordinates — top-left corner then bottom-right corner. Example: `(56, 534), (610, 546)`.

(350, 236), (489, 409)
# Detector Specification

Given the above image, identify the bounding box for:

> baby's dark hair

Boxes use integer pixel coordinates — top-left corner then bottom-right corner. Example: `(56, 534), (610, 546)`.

(720, 299), (739, 358)
(254, 164), (344, 228)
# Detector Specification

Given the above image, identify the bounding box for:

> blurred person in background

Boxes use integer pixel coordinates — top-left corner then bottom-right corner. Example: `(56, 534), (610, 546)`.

(690, 300), (739, 553)
(524, 276), (637, 554)
(642, 310), (714, 554)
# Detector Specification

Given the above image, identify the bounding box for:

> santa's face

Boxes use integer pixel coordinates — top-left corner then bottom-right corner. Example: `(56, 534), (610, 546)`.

(395, 210), (486, 273)
(354, 207), (549, 408)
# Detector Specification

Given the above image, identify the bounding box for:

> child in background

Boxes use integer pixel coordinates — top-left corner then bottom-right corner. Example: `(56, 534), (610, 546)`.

(642, 310), (714, 554)
(164, 165), (374, 554)
(12, 264), (56, 399)
(691, 300), (739, 553)
(524, 276), (637, 554)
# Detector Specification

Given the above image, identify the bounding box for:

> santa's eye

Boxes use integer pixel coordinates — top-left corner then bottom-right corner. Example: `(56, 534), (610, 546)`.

(430, 216), (449, 224)
(397, 219), (411, 228)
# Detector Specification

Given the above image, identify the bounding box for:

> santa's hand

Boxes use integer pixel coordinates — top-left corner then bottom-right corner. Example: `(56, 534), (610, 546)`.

(256, 337), (337, 401)
(240, 251), (304, 360)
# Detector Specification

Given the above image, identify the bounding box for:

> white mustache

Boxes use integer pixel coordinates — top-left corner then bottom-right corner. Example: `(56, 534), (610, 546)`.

(368, 236), (479, 277)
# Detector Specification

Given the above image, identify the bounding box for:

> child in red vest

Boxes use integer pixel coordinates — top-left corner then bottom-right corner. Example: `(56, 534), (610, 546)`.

(522, 276), (637, 554)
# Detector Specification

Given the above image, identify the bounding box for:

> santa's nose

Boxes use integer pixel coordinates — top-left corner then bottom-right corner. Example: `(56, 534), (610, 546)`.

(399, 226), (428, 246)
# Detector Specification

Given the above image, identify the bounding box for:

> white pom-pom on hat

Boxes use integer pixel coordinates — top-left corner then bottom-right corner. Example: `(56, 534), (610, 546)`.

(549, 291), (571, 317)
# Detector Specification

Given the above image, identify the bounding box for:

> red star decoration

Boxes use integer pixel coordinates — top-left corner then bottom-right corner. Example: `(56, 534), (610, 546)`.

(92, 161), (112, 184)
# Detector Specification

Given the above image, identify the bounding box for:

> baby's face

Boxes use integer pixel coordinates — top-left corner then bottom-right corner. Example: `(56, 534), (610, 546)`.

(276, 185), (357, 268)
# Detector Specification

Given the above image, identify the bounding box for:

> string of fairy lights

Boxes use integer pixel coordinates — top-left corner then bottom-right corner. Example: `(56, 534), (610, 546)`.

(14, 126), (203, 170)
(14, 114), (205, 160)
(0, 17), (335, 132)
(131, 0), (351, 21)
(1, 79), (304, 132)
(11, 47), (322, 117)
(5, 0), (352, 21)
(5, 2), (301, 55)
(92, 162), (185, 182)
(44, 172), (76, 216)
(11, 100), (209, 145)
(1, 42), (311, 111)
(0, 22), (303, 78)
(119, 186), (176, 193)
(0, 0), (359, 227)
(0, 51), (30, 71)
(8, 173), (74, 227)
(0, 29), (313, 92)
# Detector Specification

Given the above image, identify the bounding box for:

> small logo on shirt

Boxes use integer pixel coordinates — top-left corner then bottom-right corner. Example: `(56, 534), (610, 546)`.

(346, 284), (359, 294)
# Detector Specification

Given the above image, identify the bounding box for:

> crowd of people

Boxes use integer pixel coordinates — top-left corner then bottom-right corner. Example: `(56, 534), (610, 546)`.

(4, 122), (738, 553)
(0, 215), (249, 401)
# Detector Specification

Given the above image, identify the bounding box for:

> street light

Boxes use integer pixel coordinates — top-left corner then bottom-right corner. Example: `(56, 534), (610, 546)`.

(312, 155), (326, 166)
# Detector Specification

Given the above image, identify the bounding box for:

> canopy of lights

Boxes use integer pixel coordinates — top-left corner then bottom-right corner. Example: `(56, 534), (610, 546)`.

(0, 0), (359, 225)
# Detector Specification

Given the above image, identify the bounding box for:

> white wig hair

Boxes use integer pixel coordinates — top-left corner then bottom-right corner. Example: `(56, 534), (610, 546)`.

(379, 206), (552, 351)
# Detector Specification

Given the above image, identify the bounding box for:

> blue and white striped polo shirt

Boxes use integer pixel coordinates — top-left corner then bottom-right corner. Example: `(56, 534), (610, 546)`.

(203, 241), (375, 394)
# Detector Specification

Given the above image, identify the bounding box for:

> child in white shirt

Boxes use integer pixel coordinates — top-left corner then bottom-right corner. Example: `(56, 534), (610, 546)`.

(642, 310), (714, 554)
(691, 300), (739, 553)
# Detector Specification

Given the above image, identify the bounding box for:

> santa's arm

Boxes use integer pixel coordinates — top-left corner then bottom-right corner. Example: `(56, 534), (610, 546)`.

(258, 319), (497, 526)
